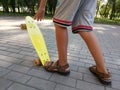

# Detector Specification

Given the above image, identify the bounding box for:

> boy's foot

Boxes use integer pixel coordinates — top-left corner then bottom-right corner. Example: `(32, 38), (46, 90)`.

(89, 65), (111, 85)
(44, 60), (70, 75)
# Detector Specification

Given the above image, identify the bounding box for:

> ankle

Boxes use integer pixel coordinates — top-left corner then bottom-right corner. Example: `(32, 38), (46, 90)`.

(58, 60), (68, 66)
(96, 66), (108, 74)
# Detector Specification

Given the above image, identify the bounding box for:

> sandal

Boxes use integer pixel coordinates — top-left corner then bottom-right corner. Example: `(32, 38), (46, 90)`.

(89, 65), (111, 85)
(44, 60), (70, 75)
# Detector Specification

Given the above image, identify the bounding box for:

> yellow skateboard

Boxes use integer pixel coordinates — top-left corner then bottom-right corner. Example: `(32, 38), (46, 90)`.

(25, 16), (50, 66)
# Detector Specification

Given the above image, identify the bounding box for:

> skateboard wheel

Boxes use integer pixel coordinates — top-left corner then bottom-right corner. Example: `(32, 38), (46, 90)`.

(20, 24), (27, 30)
(33, 59), (42, 66)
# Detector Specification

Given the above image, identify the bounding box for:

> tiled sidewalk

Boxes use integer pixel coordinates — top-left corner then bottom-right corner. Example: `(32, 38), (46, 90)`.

(0, 16), (120, 90)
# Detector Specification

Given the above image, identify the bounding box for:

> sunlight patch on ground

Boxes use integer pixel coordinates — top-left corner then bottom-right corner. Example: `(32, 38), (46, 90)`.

(94, 26), (106, 30)
(96, 30), (104, 34)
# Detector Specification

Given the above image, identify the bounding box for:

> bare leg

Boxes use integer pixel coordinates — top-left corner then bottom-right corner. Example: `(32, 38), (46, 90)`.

(78, 31), (108, 74)
(55, 24), (68, 66)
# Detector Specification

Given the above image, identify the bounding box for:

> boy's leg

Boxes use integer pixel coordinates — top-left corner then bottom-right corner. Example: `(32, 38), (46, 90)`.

(72, 0), (109, 75)
(71, 0), (111, 84)
(44, 0), (80, 74)
(54, 24), (68, 66)
(53, 0), (80, 66)
(44, 24), (70, 75)
(78, 31), (108, 74)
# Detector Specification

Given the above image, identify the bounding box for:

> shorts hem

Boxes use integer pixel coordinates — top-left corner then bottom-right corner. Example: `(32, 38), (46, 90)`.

(72, 25), (93, 33)
(53, 18), (72, 27)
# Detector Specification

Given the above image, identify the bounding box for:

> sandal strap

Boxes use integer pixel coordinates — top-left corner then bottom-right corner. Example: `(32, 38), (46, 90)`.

(96, 71), (111, 78)
(44, 61), (54, 69)
(44, 60), (70, 73)
(90, 65), (111, 78)
(57, 63), (70, 72)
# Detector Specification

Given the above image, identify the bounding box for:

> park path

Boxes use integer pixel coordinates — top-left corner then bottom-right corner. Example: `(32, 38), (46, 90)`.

(0, 16), (120, 90)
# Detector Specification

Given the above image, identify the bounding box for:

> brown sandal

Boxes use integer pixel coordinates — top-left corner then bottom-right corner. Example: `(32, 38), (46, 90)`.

(44, 60), (70, 75)
(89, 65), (111, 85)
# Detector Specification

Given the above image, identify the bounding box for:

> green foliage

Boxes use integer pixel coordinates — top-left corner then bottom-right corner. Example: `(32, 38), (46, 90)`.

(116, 0), (120, 13)
(0, 11), (32, 16)
(94, 17), (120, 25)
(96, 0), (120, 19)
(0, 0), (120, 25)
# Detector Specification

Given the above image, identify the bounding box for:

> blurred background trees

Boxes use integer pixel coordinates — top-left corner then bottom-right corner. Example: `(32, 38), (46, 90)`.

(0, 0), (57, 16)
(0, 0), (120, 20)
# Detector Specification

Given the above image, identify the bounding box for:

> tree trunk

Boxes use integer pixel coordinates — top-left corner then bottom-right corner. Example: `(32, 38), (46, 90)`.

(110, 0), (116, 20)
(10, 0), (16, 13)
(24, 0), (35, 14)
(2, 0), (9, 12)
(103, 2), (109, 18)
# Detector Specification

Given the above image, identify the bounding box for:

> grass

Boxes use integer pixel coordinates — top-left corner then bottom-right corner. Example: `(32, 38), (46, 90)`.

(0, 12), (53, 19)
(0, 12), (120, 25)
(94, 17), (120, 26)
(0, 12), (33, 16)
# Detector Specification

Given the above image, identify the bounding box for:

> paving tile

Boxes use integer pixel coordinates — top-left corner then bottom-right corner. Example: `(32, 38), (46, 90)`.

(78, 66), (92, 75)
(0, 46), (8, 51)
(0, 67), (10, 76)
(106, 87), (119, 90)
(50, 74), (76, 87)
(76, 80), (105, 90)
(0, 78), (13, 90)
(7, 83), (38, 90)
(8, 64), (30, 73)
(27, 77), (56, 90)
(67, 56), (79, 62)
(1, 17), (120, 90)
(0, 50), (11, 56)
(6, 48), (20, 53)
(112, 81), (120, 90)
(69, 64), (79, 71)
(8, 53), (24, 59)
(83, 74), (102, 85)
(22, 55), (36, 61)
(106, 63), (119, 69)
(110, 68), (120, 75)
(112, 74), (120, 81)
(20, 60), (34, 67)
(0, 55), (23, 64)
(4, 71), (31, 83)
(55, 84), (78, 90)
(0, 54), (8, 59)
(27, 68), (52, 79)
(20, 47), (34, 52)
(0, 60), (12, 68)
(68, 71), (83, 80)
(69, 60), (85, 67)
(19, 51), (34, 56)
(0, 44), (21, 50)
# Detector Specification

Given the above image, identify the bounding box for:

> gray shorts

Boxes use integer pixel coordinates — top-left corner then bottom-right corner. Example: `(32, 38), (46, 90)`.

(53, 0), (97, 33)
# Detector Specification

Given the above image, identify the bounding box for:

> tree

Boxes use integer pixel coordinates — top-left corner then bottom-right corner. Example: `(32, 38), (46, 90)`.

(24, 0), (35, 14)
(96, 0), (101, 17)
(110, 0), (116, 19)
(10, 0), (16, 13)
(1, 0), (9, 12)
(46, 0), (57, 15)
(103, 1), (109, 18)
(115, 0), (120, 18)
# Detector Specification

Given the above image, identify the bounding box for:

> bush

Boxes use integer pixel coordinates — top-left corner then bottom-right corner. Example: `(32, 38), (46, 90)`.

(94, 17), (120, 25)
